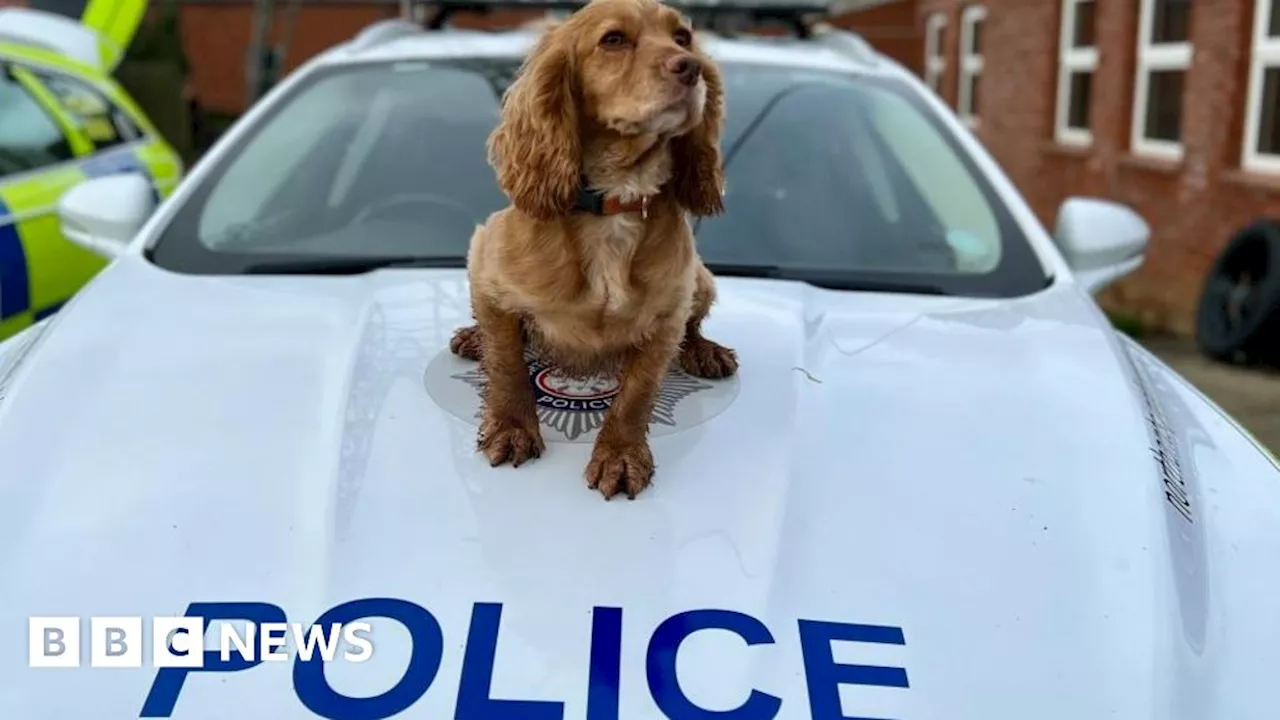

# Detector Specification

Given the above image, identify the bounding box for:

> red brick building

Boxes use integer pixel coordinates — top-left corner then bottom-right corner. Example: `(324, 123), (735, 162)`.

(171, 0), (1280, 334)
(176, 1), (584, 112)
(835, 0), (1280, 334)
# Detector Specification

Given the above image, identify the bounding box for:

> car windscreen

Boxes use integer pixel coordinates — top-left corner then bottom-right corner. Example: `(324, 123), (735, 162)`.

(146, 57), (1049, 297)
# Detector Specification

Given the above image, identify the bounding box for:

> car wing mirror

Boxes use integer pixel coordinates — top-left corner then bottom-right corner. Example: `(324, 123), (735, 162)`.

(57, 173), (156, 259)
(1053, 197), (1150, 295)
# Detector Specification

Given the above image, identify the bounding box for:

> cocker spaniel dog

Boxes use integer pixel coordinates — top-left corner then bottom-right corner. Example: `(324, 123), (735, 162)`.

(450, 0), (737, 500)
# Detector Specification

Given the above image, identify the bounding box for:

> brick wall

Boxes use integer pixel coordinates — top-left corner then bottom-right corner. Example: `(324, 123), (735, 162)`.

(908, 0), (1280, 335)
(829, 0), (922, 75)
(179, 3), (402, 114)
(177, 3), (554, 115)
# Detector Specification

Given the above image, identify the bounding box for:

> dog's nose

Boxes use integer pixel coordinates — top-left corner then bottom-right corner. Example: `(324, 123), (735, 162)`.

(665, 55), (701, 86)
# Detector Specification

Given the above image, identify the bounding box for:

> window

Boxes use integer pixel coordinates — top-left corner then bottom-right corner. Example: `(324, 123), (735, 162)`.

(923, 12), (947, 95)
(28, 69), (140, 152)
(157, 61), (508, 270)
(149, 61), (1050, 297)
(0, 66), (73, 179)
(1131, 0), (1191, 159)
(1055, 0), (1098, 145)
(1243, 0), (1280, 172)
(957, 5), (985, 127)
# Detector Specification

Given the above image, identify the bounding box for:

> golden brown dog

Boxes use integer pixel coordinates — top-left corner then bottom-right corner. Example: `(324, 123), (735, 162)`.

(449, 0), (737, 500)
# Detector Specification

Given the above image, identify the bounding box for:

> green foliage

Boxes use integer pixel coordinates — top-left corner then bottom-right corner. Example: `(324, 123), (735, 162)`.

(1107, 311), (1148, 339)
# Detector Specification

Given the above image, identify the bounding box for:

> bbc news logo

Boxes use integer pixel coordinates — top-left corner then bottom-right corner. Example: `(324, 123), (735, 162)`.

(28, 616), (373, 668)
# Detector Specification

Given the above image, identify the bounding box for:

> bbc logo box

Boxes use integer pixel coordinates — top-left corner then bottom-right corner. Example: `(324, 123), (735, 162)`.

(29, 616), (203, 668)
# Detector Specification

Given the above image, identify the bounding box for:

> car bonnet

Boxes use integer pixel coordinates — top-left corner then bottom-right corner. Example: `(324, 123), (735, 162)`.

(0, 255), (1252, 719)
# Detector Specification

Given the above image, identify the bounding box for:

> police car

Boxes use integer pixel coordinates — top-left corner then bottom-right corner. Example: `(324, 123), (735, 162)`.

(3, 1), (1280, 718)
(0, 6), (183, 340)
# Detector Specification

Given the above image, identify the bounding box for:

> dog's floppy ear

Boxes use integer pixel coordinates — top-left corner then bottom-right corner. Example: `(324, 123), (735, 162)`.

(669, 48), (725, 217)
(487, 27), (581, 220)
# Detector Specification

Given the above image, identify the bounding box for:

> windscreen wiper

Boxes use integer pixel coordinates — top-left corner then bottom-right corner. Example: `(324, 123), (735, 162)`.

(705, 263), (948, 295)
(704, 263), (785, 278)
(241, 255), (466, 275)
(831, 278), (948, 295)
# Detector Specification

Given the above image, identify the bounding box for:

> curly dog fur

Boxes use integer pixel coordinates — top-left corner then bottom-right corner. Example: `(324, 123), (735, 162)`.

(451, 0), (737, 499)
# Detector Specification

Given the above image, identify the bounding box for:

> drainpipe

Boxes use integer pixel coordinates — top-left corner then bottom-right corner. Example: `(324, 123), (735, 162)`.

(246, 0), (303, 107)
(245, 0), (275, 108)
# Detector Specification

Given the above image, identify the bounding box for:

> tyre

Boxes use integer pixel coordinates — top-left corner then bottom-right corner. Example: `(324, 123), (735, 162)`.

(1195, 220), (1280, 365)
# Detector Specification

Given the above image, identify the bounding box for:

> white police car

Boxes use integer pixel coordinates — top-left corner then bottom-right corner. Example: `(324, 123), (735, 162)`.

(3, 1), (1280, 718)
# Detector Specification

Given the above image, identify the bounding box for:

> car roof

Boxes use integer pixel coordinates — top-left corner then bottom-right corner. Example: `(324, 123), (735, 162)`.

(314, 19), (893, 78)
(0, 38), (102, 78)
(0, 8), (108, 75)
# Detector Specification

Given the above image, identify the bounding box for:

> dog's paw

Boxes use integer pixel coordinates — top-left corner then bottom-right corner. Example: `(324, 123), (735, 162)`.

(585, 440), (654, 500)
(478, 416), (544, 467)
(679, 336), (738, 379)
(450, 325), (483, 361)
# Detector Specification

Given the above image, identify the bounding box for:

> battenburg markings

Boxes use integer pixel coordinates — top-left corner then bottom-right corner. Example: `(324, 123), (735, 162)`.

(0, 198), (30, 321)
(0, 146), (156, 324)
(80, 147), (161, 205)
(33, 300), (65, 322)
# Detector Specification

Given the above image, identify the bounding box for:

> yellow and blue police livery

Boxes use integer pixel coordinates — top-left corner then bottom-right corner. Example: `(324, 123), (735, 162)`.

(0, 7), (182, 340)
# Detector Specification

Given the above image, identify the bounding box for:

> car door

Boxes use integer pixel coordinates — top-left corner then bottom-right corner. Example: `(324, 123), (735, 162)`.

(0, 59), (97, 340)
(29, 62), (184, 198)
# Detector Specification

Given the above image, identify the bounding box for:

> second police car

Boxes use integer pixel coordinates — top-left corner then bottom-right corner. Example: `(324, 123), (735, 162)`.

(2, 1), (1279, 718)
(0, 6), (183, 339)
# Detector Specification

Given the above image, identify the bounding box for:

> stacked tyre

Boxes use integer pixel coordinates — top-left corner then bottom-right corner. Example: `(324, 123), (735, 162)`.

(1195, 220), (1280, 366)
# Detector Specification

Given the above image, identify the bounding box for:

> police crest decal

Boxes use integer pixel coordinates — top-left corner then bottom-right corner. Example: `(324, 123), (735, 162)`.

(424, 347), (739, 443)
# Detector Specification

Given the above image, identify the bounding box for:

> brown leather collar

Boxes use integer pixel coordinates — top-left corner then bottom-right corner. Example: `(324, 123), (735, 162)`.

(599, 194), (652, 217)
(574, 181), (654, 218)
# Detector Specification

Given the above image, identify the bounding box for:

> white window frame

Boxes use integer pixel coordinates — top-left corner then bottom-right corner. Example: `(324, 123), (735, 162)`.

(923, 12), (947, 95)
(1130, 0), (1192, 160)
(956, 5), (985, 128)
(1054, 0), (1099, 146)
(1242, 0), (1280, 173)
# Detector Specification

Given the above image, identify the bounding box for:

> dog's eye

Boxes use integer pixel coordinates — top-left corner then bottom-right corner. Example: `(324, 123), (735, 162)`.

(600, 30), (627, 48)
(673, 28), (692, 47)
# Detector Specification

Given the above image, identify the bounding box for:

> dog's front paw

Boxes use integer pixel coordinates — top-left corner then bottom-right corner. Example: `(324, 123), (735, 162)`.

(478, 415), (544, 467)
(585, 440), (654, 500)
(450, 325), (483, 361)
(679, 336), (738, 379)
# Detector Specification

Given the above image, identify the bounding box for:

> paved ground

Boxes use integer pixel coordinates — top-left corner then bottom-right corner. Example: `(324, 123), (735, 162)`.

(1143, 337), (1280, 454)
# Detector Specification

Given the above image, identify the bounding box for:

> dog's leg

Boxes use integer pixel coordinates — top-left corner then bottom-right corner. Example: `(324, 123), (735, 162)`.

(677, 263), (738, 379)
(452, 318), (539, 362)
(475, 302), (543, 466)
(585, 322), (682, 500)
(450, 323), (483, 361)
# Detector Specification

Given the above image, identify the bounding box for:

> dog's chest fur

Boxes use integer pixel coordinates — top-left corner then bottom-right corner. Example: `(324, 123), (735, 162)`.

(575, 164), (667, 316)
(580, 213), (645, 315)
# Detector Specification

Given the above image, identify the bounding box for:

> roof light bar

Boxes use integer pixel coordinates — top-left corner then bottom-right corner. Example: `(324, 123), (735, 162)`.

(422, 0), (831, 37)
